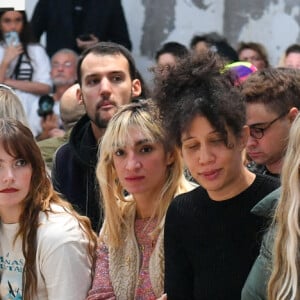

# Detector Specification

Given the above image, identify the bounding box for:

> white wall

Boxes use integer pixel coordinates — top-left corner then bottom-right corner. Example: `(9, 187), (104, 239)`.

(26, 0), (300, 82)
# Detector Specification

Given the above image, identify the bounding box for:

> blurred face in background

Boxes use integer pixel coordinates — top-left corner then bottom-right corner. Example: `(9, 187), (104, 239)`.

(51, 52), (78, 86)
(238, 48), (266, 71)
(284, 52), (300, 69)
(157, 53), (178, 77)
(0, 11), (23, 34)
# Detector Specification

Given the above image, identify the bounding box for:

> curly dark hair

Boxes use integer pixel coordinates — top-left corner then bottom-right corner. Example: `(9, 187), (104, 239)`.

(153, 51), (246, 147)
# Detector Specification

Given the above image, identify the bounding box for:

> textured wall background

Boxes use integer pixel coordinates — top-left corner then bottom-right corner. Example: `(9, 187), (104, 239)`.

(26, 0), (300, 82)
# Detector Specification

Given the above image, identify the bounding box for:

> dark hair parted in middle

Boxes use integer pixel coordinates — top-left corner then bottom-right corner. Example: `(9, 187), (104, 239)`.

(153, 51), (246, 147)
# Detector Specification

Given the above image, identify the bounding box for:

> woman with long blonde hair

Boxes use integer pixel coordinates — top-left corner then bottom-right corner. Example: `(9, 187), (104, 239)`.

(87, 100), (195, 299)
(242, 114), (300, 300)
(0, 118), (97, 299)
(268, 113), (300, 299)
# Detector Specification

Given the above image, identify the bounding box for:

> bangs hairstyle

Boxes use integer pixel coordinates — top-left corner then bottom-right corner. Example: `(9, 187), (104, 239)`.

(0, 118), (44, 178)
(103, 100), (169, 159)
(97, 100), (190, 248)
(0, 118), (97, 298)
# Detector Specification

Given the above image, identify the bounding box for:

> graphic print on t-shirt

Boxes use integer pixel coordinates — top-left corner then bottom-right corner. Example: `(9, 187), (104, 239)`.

(0, 251), (24, 299)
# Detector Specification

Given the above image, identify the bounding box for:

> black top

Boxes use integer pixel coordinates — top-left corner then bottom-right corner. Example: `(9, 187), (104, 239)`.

(164, 174), (280, 300)
(52, 115), (102, 233)
(31, 0), (132, 56)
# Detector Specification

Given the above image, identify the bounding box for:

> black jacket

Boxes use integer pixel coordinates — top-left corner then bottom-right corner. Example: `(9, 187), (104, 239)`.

(52, 115), (102, 232)
(31, 0), (132, 56)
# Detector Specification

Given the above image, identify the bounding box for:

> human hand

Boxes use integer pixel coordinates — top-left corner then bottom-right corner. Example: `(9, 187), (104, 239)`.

(76, 34), (99, 50)
(157, 293), (167, 300)
(48, 128), (65, 138)
(2, 44), (23, 66)
(37, 114), (60, 141)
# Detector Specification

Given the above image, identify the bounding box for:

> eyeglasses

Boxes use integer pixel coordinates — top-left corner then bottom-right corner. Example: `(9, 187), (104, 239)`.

(51, 61), (74, 69)
(249, 112), (287, 139)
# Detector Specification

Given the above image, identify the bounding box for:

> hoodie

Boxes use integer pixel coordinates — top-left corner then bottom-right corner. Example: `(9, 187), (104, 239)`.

(52, 115), (102, 233)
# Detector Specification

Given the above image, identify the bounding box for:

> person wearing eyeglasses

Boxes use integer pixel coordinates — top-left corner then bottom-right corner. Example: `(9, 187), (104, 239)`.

(241, 68), (300, 177)
(36, 48), (78, 141)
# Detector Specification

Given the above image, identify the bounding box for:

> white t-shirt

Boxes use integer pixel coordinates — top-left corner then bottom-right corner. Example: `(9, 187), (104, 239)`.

(0, 43), (52, 137)
(0, 204), (93, 300)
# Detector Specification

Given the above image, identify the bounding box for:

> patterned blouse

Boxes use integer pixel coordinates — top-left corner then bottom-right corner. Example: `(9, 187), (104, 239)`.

(87, 218), (158, 300)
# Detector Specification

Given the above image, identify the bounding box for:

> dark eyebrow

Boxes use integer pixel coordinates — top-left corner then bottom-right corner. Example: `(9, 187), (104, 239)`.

(248, 121), (269, 127)
(181, 129), (220, 142)
(135, 139), (151, 146)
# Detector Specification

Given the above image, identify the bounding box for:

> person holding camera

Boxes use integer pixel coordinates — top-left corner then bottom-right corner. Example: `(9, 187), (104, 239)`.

(36, 48), (78, 141)
(31, 0), (132, 57)
(0, 10), (52, 137)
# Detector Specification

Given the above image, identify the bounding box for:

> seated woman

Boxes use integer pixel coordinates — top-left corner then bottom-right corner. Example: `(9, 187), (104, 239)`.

(0, 10), (52, 137)
(153, 51), (280, 300)
(86, 100), (195, 299)
(242, 113), (300, 299)
(0, 118), (97, 299)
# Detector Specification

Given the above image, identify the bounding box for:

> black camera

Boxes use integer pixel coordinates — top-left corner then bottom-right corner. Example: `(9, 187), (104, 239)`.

(37, 94), (54, 117)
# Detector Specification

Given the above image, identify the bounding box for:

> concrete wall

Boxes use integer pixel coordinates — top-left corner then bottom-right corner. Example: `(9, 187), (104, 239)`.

(26, 0), (300, 82)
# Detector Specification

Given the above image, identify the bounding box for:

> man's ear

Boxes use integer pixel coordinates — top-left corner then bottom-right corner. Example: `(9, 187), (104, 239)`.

(288, 107), (299, 123)
(239, 125), (250, 151)
(76, 88), (84, 105)
(131, 79), (142, 98)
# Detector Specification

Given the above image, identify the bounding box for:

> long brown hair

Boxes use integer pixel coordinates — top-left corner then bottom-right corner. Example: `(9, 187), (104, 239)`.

(0, 118), (97, 299)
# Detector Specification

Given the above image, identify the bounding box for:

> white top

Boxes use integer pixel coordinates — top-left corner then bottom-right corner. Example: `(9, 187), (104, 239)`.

(0, 43), (52, 137)
(0, 204), (93, 299)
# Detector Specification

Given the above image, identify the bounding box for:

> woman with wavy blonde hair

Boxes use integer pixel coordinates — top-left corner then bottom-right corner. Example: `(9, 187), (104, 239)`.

(87, 100), (195, 300)
(0, 118), (97, 299)
(268, 113), (300, 299)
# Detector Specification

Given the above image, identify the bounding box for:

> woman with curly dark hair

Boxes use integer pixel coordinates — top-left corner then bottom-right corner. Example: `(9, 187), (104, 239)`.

(153, 51), (279, 300)
(0, 118), (97, 299)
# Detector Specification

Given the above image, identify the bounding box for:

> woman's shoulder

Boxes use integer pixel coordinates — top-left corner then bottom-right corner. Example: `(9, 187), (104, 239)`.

(27, 43), (50, 59)
(37, 204), (86, 243)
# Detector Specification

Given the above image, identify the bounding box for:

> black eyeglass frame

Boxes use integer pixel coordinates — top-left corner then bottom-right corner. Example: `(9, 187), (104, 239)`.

(249, 112), (288, 139)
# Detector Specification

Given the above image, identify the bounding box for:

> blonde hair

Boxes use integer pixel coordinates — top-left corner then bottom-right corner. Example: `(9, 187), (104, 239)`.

(0, 84), (29, 127)
(96, 100), (192, 248)
(268, 113), (300, 299)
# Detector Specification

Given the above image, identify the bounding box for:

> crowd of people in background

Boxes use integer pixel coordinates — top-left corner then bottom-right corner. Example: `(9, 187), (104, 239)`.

(2, 2), (300, 299)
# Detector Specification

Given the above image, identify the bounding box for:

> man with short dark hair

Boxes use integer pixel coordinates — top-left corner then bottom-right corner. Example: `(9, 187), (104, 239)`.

(242, 68), (300, 177)
(52, 42), (142, 232)
(155, 41), (188, 76)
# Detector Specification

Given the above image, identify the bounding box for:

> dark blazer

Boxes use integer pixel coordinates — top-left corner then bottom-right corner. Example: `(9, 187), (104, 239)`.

(31, 0), (132, 56)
